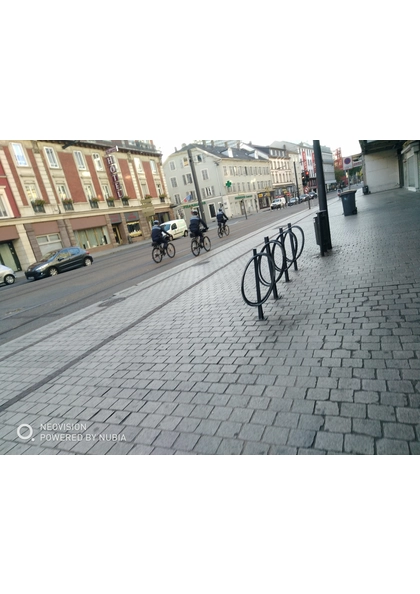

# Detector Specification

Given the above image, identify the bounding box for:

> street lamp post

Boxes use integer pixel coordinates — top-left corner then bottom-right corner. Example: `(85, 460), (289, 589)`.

(187, 148), (207, 226)
(313, 140), (332, 251)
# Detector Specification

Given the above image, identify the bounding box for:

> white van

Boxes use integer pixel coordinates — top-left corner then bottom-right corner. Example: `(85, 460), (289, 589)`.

(160, 219), (188, 240)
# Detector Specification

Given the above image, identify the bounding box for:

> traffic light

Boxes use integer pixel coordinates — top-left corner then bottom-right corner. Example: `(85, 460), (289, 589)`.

(301, 172), (307, 186)
(305, 170), (310, 181)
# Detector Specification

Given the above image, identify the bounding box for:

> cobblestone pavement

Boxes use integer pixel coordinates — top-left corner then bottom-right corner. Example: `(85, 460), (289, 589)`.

(1, 187), (419, 454)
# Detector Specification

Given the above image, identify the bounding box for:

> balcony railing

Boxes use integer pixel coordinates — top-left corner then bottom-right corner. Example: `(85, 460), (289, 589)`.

(89, 199), (99, 209)
(62, 201), (74, 211)
(31, 201), (46, 213)
(106, 199), (115, 207)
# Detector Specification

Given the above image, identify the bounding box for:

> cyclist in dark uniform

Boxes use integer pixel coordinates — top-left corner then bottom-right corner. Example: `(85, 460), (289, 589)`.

(189, 210), (208, 245)
(216, 208), (229, 233)
(151, 220), (170, 250)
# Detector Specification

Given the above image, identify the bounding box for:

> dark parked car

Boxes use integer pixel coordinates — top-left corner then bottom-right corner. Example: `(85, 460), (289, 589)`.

(308, 192), (317, 199)
(25, 247), (93, 280)
(288, 197), (299, 206)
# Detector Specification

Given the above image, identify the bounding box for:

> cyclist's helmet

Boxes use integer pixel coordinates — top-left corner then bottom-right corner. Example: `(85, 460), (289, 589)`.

(153, 220), (160, 225)
(191, 210), (198, 215)
(219, 208), (223, 212)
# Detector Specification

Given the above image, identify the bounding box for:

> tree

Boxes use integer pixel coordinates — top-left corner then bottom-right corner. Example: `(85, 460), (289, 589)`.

(334, 167), (346, 184)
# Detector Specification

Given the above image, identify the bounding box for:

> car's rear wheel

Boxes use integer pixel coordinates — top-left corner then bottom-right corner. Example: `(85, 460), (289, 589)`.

(48, 267), (58, 276)
(84, 257), (92, 266)
(184, 230), (188, 237)
(4, 274), (15, 285)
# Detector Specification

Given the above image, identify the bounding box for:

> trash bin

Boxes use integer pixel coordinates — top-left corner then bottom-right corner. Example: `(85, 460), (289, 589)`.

(314, 210), (332, 255)
(340, 190), (357, 216)
(363, 185), (370, 195)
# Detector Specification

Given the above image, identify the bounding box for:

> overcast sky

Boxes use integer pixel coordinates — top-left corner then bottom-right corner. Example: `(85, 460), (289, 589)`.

(154, 138), (362, 161)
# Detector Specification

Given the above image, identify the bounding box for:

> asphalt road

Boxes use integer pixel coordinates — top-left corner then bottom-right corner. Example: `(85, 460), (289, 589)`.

(0, 198), (324, 345)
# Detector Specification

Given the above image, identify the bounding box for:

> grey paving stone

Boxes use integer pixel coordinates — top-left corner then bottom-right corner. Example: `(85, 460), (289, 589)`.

(269, 445), (298, 455)
(229, 407), (254, 424)
(193, 435), (222, 454)
(242, 441), (270, 455)
(261, 426), (289, 446)
(216, 421), (242, 439)
(298, 414), (324, 431)
(152, 431), (180, 449)
(396, 407), (420, 424)
(314, 402), (339, 416)
(367, 404), (396, 422)
(217, 438), (244, 455)
(340, 403), (367, 419)
(173, 432), (200, 452)
(383, 423), (415, 441)
(314, 432), (343, 452)
(352, 418), (382, 438)
(376, 439), (410, 455)
(287, 429), (315, 448)
(344, 434), (374, 455)
(324, 416), (352, 434)
(121, 412), (147, 426)
(128, 444), (154, 455)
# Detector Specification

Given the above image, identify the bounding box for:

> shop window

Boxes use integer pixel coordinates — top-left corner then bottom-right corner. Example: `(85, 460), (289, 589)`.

(74, 227), (110, 249)
(36, 233), (62, 255)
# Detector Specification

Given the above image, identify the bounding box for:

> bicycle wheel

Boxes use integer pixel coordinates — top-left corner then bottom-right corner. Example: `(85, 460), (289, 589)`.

(241, 252), (275, 307)
(217, 227), (223, 238)
(191, 239), (201, 257)
(224, 225), (230, 236)
(203, 236), (211, 252)
(166, 243), (176, 258)
(152, 247), (163, 263)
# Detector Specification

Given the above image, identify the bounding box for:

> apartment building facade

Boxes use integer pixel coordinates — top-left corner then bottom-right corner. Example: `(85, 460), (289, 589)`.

(0, 140), (173, 272)
(163, 143), (272, 222)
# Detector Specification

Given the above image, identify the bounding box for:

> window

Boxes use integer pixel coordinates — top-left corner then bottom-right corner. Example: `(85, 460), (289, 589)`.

(74, 151), (86, 170)
(174, 194), (181, 204)
(169, 161), (176, 171)
(92, 153), (104, 171)
(44, 147), (59, 168)
(204, 187), (214, 197)
(134, 157), (143, 173)
(12, 143), (28, 167)
(150, 160), (157, 174)
(0, 192), (10, 217)
(183, 174), (193, 185)
(183, 157), (189, 167)
(171, 177), (178, 188)
(25, 183), (39, 201)
(102, 185), (111, 199)
(56, 184), (69, 200)
(36, 233), (62, 255)
(202, 169), (209, 181)
(84, 184), (95, 200)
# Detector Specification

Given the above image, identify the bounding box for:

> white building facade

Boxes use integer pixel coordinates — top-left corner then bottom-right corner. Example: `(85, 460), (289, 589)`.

(163, 144), (272, 222)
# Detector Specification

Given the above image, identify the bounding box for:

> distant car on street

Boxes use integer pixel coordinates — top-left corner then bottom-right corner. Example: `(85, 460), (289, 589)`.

(308, 192), (317, 199)
(0, 264), (16, 286)
(271, 197), (286, 210)
(25, 247), (93, 280)
(288, 197), (299, 206)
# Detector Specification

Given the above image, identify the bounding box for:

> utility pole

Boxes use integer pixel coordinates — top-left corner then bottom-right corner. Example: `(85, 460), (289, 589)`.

(293, 161), (300, 199)
(187, 148), (207, 227)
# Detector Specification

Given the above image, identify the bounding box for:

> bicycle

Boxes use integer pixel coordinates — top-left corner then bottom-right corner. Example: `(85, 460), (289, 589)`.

(217, 223), (230, 238)
(190, 233), (211, 257)
(152, 241), (176, 263)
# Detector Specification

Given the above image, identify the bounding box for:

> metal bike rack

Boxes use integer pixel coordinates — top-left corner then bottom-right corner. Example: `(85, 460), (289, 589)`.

(241, 224), (305, 320)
